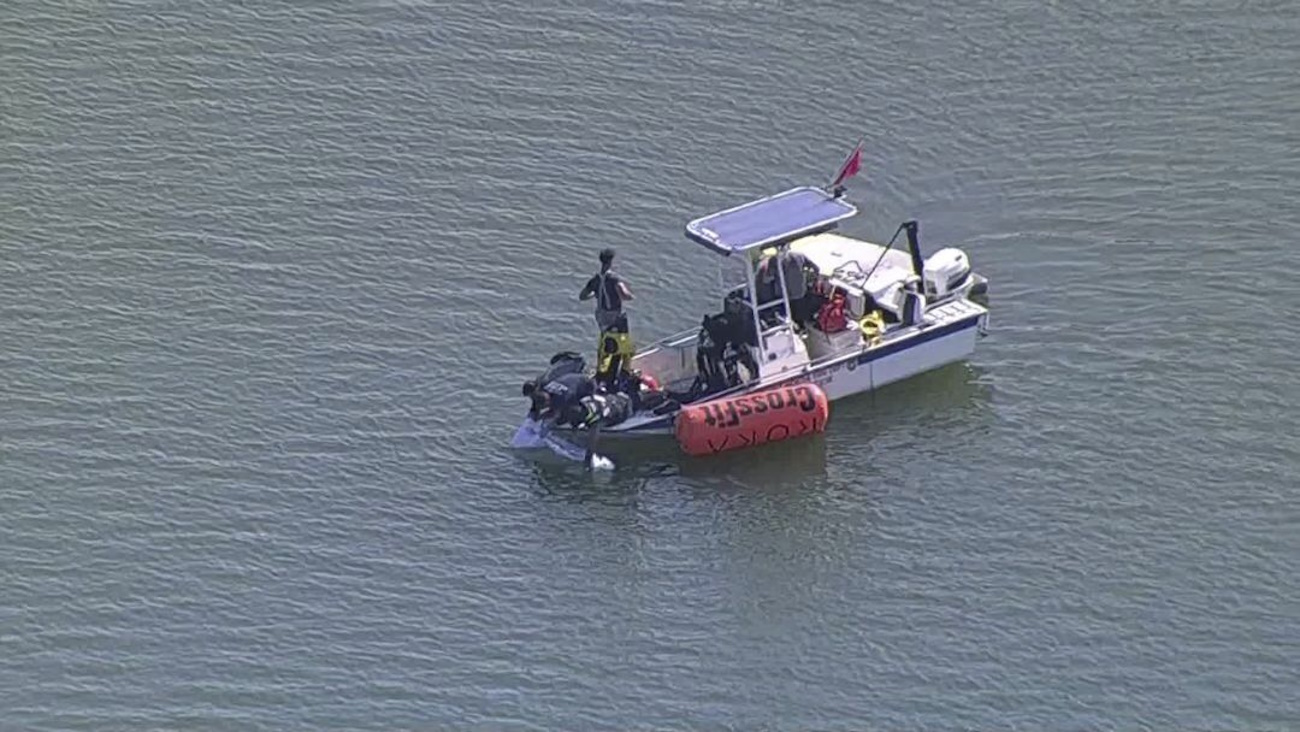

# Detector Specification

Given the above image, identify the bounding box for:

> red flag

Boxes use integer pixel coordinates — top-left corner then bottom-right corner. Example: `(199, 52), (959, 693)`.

(830, 141), (864, 189)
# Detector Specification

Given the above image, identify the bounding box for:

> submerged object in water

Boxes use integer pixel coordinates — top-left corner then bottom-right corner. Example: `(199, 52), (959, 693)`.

(674, 383), (829, 456)
(511, 418), (614, 470)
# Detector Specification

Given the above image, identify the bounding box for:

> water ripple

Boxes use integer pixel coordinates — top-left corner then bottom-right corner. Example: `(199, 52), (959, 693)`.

(3, 0), (1299, 729)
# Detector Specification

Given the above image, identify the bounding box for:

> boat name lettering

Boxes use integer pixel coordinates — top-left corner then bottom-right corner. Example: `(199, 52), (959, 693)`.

(703, 415), (825, 454)
(701, 386), (819, 428)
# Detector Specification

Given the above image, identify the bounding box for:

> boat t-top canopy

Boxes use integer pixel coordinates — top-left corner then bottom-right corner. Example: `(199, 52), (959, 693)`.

(685, 186), (859, 256)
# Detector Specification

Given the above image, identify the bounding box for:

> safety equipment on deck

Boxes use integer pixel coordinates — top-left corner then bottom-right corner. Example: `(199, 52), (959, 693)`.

(596, 329), (636, 384)
(858, 310), (885, 345)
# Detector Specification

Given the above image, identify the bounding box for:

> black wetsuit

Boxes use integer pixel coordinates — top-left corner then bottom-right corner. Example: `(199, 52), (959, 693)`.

(580, 270), (628, 333)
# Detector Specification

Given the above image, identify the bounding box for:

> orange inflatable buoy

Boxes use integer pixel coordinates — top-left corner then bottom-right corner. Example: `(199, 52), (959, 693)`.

(675, 383), (830, 456)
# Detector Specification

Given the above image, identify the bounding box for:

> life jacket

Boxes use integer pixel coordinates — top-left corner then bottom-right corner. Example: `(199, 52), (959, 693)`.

(596, 330), (636, 378)
(816, 290), (849, 333)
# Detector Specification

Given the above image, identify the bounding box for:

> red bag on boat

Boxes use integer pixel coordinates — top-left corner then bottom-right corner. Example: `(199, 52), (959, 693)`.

(816, 290), (849, 333)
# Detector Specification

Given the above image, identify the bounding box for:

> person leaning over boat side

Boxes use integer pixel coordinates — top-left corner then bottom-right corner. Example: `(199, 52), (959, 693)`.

(526, 370), (628, 469)
(562, 388), (632, 470)
(579, 247), (633, 333)
(522, 351), (588, 419)
(528, 371), (598, 428)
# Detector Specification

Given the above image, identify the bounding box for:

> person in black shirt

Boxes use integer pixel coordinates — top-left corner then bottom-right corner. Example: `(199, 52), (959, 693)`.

(579, 248), (633, 334)
(526, 371), (627, 469)
(528, 371), (597, 426)
(579, 248), (636, 386)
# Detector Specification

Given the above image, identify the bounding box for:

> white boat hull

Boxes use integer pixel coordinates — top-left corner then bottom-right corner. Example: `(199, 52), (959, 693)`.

(797, 305), (983, 401)
(569, 297), (988, 439)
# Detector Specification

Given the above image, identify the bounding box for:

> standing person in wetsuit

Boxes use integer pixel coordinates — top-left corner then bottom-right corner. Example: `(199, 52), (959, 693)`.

(579, 247), (633, 332)
(579, 247), (636, 386)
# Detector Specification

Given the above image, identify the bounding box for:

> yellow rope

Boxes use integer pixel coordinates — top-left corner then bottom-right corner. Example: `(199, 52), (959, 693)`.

(858, 310), (884, 347)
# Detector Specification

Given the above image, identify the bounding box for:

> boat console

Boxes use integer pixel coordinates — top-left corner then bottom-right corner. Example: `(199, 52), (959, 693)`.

(790, 232), (913, 322)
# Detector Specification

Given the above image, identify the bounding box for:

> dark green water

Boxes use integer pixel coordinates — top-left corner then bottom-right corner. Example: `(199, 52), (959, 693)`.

(3, 1), (1298, 728)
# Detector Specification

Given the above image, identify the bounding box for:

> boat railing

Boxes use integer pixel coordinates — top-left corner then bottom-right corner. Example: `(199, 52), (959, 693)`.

(634, 326), (700, 354)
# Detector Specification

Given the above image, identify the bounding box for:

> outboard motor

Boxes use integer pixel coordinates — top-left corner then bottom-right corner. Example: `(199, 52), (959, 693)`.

(922, 247), (973, 300)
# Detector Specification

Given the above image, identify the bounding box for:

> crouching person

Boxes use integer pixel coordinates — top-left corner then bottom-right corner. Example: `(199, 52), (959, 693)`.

(561, 391), (634, 468)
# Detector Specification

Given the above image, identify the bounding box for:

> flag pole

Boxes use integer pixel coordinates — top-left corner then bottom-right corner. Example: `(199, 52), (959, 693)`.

(827, 135), (866, 196)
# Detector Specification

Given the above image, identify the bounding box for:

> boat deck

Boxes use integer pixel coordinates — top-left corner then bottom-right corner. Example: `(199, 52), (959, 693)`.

(593, 295), (988, 437)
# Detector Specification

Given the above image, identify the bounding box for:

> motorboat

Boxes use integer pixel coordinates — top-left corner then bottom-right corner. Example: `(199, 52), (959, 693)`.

(513, 146), (991, 449)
